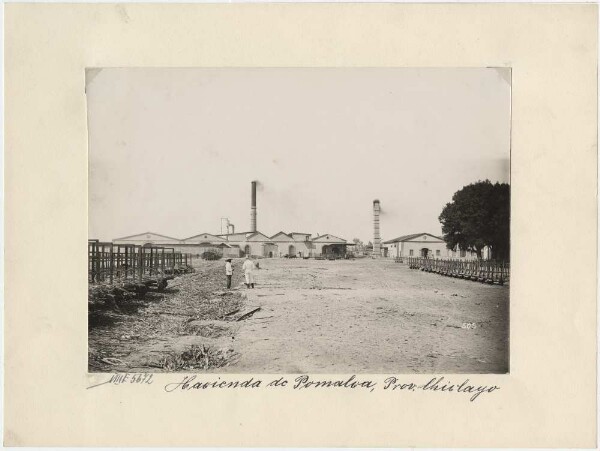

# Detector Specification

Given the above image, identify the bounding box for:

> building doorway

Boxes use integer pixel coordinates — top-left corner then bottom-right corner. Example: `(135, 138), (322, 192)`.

(263, 243), (276, 258)
(288, 245), (296, 256)
(420, 248), (430, 258)
(322, 244), (345, 258)
(244, 245), (251, 256)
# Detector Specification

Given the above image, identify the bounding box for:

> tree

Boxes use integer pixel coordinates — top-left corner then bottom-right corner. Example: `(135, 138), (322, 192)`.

(438, 180), (510, 260)
(352, 238), (364, 252)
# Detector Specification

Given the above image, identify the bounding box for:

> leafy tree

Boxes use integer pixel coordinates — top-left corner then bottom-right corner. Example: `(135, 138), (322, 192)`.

(352, 238), (364, 251)
(438, 180), (510, 260)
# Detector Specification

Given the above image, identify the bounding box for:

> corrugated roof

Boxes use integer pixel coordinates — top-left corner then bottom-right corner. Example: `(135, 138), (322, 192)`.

(113, 231), (181, 241)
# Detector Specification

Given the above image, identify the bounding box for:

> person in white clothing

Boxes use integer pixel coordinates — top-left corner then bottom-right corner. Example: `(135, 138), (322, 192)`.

(242, 255), (255, 289)
(225, 259), (233, 289)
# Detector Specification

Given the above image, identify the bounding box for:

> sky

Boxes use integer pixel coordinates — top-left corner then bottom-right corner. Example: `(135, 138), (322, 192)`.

(87, 68), (510, 243)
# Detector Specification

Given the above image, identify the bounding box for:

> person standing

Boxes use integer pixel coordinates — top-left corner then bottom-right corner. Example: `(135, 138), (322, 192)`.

(242, 255), (255, 288)
(225, 258), (233, 289)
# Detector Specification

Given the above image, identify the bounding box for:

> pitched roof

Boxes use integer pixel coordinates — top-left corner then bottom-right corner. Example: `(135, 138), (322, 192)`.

(113, 231), (181, 241)
(183, 232), (226, 242)
(218, 232), (254, 242)
(311, 234), (347, 243)
(246, 231), (273, 241)
(383, 233), (444, 244)
(217, 231), (252, 237)
(270, 231), (293, 240)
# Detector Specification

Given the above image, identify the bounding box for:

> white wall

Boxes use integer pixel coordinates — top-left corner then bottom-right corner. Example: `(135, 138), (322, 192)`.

(385, 240), (449, 258)
(386, 240), (489, 260)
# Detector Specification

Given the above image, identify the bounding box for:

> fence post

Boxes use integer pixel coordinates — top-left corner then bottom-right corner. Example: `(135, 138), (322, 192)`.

(109, 244), (114, 284)
(124, 246), (129, 280)
(138, 247), (143, 282)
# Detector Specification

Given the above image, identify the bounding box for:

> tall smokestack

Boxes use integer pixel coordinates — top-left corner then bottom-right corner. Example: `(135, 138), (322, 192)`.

(373, 199), (381, 257)
(250, 181), (257, 232)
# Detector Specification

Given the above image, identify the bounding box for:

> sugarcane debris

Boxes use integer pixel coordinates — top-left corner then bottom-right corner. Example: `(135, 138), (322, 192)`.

(156, 345), (238, 371)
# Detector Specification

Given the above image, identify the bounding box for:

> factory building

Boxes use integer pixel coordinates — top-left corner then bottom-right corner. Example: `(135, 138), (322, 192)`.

(270, 232), (313, 257)
(383, 233), (487, 259)
(223, 231), (349, 258)
(215, 230), (345, 258)
(383, 233), (449, 258)
(113, 232), (180, 247)
(311, 234), (348, 257)
(113, 230), (347, 258)
(113, 182), (348, 258)
(112, 231), (241, 257)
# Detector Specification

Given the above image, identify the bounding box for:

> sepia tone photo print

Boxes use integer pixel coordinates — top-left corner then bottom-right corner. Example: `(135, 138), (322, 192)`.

(87, 68), (510, 374)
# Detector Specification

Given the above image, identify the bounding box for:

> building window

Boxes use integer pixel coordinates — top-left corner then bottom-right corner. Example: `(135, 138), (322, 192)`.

(436, 250), (440, 256)
(409, 250), (414, 256)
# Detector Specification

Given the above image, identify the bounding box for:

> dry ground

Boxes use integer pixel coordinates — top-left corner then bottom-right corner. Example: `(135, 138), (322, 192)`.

(228, 258), (508, 373)
(88, 260), (247, 372)
(89, 257), (509, 374)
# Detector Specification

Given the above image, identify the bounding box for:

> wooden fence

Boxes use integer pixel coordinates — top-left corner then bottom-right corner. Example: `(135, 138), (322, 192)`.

(89, 240), (193, 287)
(403, 256), (509, 285)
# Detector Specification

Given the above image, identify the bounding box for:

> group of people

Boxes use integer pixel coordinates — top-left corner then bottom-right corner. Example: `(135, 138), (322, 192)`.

(225, 255), (256, 289)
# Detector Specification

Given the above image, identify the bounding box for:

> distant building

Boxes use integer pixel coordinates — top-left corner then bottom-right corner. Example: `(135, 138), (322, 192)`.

(112, 231), (241, 257)
(113, 230), (348, 258)
(383, 233), (447, 258)
(215, 231), (349, 258)
(222, 231), (313, 258)
(383, 232), (488, 259)
(113, 182), (353, 258)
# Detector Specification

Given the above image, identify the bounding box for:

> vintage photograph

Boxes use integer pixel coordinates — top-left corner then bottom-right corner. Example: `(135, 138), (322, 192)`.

(87, 68), (510, 374)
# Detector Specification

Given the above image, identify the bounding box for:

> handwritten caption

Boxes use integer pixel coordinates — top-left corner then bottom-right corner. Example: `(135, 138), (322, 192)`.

(90, 373), (499, 402)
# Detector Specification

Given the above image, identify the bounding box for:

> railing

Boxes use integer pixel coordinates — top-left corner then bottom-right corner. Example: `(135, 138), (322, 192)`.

(405, 257), (509, 285)
(89, 240), (193, 285)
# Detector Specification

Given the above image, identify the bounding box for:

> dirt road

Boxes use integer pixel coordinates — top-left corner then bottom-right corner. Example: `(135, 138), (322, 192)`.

(89, 258), (508, 374)
(227, 258), (509, 374)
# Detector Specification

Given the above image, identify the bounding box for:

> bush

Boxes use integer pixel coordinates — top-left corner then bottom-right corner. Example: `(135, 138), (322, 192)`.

(201, 250), (222, 261)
